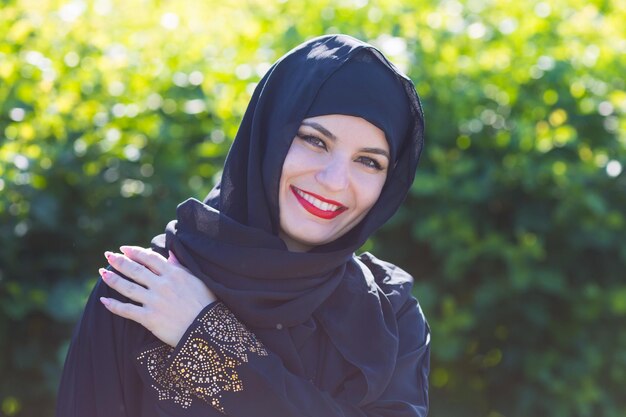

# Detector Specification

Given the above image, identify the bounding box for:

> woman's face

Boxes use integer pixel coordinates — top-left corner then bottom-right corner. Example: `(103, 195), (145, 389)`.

(278, 114), (390, 252)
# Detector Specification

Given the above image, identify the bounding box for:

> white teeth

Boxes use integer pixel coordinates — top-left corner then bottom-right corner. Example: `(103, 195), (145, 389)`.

(295, 188), (340, 212)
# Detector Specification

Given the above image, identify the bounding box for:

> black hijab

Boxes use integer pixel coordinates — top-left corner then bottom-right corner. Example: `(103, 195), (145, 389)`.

(152, 34), (424, 405)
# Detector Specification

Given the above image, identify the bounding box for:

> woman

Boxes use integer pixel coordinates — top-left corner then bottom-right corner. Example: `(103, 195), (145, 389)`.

(56, 34), (429, 417)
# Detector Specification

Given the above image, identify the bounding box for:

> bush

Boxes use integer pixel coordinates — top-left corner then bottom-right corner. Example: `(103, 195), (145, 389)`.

(1, 1), (624, 416)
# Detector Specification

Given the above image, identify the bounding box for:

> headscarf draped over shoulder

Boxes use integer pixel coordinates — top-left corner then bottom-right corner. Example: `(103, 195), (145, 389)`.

(152, 34), (425, 405)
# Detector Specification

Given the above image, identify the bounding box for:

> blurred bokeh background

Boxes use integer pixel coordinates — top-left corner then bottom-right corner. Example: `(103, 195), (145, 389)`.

(1, 0), (625, 416)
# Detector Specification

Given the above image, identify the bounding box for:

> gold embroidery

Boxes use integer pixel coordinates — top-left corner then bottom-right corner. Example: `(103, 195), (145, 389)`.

(137, 302), (269, 412)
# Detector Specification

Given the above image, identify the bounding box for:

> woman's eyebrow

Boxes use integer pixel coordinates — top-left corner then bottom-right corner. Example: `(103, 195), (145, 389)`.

(361, 147), (390, 161)
(301, 121), (337, 140)
(302, 121), (391, 161)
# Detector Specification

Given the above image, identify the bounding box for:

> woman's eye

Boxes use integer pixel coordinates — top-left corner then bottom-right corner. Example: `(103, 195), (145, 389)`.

(297, 133), (327, 150)
(356, 156), (384, 171)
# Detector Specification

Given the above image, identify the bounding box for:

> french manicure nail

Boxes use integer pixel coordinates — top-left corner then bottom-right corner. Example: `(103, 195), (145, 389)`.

(98, 268), (107, 278)
(105, 251), (113, 260)
(100, 297), (110, 306)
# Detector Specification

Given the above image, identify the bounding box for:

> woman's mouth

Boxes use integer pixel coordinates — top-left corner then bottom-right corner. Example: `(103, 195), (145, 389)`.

(290, 185), (348, 220)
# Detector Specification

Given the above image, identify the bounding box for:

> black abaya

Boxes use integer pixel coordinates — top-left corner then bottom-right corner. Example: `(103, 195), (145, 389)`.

(56, 254), (429, 417)
(56, 34), (430, 417)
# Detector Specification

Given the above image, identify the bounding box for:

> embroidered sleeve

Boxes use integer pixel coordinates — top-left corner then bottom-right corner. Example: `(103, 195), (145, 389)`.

(136, 302), (268, 413)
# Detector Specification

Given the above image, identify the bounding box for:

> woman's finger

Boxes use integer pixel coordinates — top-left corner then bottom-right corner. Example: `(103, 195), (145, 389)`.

(99, 268), (149, 305)
(99, 296), (145, 325)
(167, 251), (192, 273)
(167, 250), (181, 266)
(120, 246), (169, 276)
(105, 251), (156, 287)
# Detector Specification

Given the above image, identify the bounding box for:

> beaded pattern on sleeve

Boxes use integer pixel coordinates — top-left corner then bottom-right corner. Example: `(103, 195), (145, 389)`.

(137, 302), (269, 413)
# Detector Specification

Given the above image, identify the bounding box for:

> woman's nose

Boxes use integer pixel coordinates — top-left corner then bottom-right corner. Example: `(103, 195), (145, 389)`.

(315, 158), (349, 192)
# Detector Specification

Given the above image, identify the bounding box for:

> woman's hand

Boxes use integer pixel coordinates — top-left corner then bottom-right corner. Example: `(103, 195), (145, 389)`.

(98, 245), (217, 347)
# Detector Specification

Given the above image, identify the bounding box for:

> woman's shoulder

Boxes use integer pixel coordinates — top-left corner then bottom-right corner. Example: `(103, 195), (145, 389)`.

(356, 251), (416, 313)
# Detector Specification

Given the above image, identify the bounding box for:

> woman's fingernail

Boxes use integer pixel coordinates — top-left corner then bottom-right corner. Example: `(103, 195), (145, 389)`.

(168, 250), (179, 265)
(105, 251), (113, 260)
(120, 245), (130, 253)
(100, 297), (110, 306)
(99, 268), (108, 279)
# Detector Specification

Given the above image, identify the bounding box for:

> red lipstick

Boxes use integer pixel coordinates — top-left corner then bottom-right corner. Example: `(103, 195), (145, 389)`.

(290, 186), (347, 220)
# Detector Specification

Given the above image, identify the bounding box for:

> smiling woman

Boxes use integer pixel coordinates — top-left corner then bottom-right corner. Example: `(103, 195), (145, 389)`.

(279, 115), (390, 252)
(56, 34), (428, 417)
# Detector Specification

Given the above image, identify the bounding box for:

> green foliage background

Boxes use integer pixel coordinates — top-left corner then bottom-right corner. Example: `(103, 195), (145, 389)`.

(1, 0), (625, 416)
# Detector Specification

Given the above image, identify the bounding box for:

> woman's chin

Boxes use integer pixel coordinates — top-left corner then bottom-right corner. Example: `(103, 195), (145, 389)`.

(279, 228), (334, 252)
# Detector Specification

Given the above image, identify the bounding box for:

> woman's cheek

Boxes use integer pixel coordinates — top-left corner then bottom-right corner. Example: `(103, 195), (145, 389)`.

(286, 145), (326, 170)
(354, 171), (386, 208)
